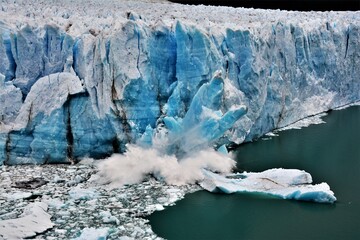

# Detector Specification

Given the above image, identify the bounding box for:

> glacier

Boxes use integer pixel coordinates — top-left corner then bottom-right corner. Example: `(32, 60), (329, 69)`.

(0, 0), (360, 165)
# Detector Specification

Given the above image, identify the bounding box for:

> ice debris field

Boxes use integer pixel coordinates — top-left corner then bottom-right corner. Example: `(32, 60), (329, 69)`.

(0, 0), (359, 238)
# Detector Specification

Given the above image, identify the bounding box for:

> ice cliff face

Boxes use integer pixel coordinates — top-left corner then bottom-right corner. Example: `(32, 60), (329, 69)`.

(0, 0), (359, 165)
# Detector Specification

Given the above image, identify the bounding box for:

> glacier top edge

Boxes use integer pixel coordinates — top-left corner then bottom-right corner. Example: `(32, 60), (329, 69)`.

(1, 0), (359, 37)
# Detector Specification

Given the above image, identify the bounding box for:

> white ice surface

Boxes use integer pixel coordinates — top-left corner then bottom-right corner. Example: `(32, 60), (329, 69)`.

(0, 202), (54, 239)
(200, 169), (336, 203)
(1, 0), (359, 36)
(13, 72), (84, 130)
(3, 191), (32, 200)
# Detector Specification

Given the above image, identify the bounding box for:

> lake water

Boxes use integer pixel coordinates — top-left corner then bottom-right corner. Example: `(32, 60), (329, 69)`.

(148, 106), (360, 240)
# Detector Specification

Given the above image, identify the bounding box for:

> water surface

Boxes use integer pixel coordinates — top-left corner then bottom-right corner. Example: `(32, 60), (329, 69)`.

(148, 106), (360, 240)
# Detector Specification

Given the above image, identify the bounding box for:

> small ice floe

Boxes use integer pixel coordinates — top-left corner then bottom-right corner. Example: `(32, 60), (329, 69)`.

(145, 204), (165, 212)
(0, 202), (54, 239)
(200, 168), (336, 203)
(72, 227), (109, 240)
(44, 198), (66, 209)
(265, 132), (279, 137)
(262, 132), (279, 140)
(99, 211), (120, 225)
(52, 174), (66, 183)
(69, 187), (99, 201)
(3, 191), (33, 200)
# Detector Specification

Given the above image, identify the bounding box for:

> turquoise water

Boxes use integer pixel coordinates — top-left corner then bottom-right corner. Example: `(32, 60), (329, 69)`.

(148, 106), (360, 240)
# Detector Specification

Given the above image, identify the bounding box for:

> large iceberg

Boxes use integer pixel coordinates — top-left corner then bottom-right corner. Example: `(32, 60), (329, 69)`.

(0, 0), (360, 164)
(200, 169), (337, 203)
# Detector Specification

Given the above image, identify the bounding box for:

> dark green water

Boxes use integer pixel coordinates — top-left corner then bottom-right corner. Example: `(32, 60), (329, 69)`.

(148, 106), (360, 240)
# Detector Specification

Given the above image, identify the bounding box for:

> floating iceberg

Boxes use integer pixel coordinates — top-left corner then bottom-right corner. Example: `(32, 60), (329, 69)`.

(200, 169), (336, 203)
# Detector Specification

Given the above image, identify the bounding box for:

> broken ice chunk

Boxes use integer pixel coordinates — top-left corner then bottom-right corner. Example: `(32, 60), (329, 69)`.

(73, 227), (109, 240)
(69, 187), (99, 201)
(0, 202), (54, 239)
(99, 211), (120, 225)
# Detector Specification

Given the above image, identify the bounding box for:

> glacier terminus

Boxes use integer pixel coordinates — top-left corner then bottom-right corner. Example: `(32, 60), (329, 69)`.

(0, 0), (358, 204)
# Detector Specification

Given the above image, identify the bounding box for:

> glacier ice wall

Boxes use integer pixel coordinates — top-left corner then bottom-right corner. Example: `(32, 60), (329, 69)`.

(0, 1), (359, 165)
